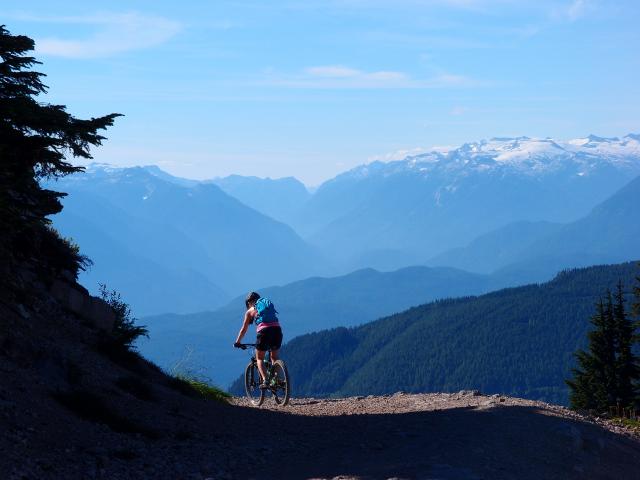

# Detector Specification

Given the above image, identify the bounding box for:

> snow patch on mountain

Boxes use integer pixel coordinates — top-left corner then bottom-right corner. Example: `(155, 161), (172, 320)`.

(338, 134), (640, 182)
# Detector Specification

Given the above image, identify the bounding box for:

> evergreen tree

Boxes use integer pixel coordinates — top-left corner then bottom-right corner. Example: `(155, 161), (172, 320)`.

(632, 267), (640, 406)
(612, 281), (639, 408)
(0, 25), (120, 288)
(633, 265), (640, 320)
(567, 296), (617, 411)
(567, 279), (640, 412)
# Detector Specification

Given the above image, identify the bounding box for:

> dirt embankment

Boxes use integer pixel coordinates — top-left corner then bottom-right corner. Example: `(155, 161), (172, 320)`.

(2, 274), (640, 480)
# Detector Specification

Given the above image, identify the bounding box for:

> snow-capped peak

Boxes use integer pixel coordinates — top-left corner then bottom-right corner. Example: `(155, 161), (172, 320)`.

(336, 134), (640, 183)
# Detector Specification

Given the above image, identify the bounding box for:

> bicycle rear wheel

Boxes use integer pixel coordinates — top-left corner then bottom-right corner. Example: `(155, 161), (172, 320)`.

(244, 362), (265, 406)
(270, 360), (290, 406)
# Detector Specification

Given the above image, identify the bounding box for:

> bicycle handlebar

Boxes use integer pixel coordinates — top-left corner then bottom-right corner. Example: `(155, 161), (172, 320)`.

(235, 343), (257, 350)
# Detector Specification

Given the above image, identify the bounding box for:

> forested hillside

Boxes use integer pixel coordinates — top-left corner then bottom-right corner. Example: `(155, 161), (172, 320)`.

(245, 262), (640, 404)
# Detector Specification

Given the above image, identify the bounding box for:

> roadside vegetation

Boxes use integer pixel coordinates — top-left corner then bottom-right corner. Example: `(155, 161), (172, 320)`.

(566, 270), (640, 421)
(169, 346), (230, 403)
(99, 283), (149, 351)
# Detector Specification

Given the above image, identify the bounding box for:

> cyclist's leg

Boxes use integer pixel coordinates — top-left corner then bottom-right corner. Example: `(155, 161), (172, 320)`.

(255, 348), (268, 383)
(270, 329), (283, 362)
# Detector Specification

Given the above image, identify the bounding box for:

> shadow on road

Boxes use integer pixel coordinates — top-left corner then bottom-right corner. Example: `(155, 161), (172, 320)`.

(226, 403), (640, 480)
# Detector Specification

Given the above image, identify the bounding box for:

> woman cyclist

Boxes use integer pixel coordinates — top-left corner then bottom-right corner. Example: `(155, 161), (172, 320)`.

(234, 291), (283, 388)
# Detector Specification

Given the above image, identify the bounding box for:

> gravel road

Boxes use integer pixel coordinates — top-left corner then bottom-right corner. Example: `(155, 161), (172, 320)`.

(228, 391), (640, 480)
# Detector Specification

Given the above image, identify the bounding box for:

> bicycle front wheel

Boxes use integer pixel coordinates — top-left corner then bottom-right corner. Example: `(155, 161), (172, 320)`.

(270, 360), (290, 406)
(244, 362), (265, 406)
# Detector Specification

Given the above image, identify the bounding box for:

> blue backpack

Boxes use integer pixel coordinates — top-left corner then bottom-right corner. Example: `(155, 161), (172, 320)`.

(254, 297), (278, 326)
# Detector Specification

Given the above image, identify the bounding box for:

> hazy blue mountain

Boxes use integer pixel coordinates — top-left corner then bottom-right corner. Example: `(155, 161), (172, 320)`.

(250, 261), (640, 404)
(431, 175), (640, 283)
(294, 135), (640, 271)
(428, 221), (563, 273)
(54, 193), (229, 315)
(138, 265), (496, 388)
(523, 175), (640, 261)
(140, 165), (200, 188)
(210, 175), (310, 225)
(49, 164), (324, 314)
(489, 253), (625, 286)
(140, 166), (311, 225)
(345, 248), (426, 273)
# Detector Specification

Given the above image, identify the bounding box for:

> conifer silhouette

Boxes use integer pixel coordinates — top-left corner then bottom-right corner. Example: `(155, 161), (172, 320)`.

(567, 281), (640, 411)
(0, 25), (120, 287)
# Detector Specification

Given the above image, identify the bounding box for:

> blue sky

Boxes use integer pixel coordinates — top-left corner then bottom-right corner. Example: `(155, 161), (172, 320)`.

(3, 0), (639, 185)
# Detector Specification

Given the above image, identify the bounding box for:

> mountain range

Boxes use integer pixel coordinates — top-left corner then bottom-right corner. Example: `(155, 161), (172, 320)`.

(47, 133), (640, 318)
(294, 135), (640, 269)
(428, 174), (640, 281)
(139, 162), (640, 387)
(49, 165), (324, 315)
(141, 166), (311, 225)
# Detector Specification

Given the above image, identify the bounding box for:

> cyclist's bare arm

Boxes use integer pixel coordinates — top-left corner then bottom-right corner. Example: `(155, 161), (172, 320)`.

(234, 308), (256, 345)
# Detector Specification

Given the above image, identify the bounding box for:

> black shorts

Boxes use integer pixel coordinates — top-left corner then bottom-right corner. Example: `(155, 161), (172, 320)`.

(256, 326), (283, 352)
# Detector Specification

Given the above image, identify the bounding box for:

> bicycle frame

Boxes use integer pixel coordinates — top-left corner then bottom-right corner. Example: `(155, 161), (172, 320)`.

(239, 343), (288, 405)
(247, 348), (274, 384)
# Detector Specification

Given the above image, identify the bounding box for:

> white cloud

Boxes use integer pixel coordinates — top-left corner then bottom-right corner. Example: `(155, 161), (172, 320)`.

(306, 65), (362, 77)
(324, 0), (501, 10)
(450, 105), (469, 116)
(566, 0), (588, 20)
(262, 65), (474, 89)
(17, 12), (183, 58)
(305, 65), (409, 83)
(551, 0), (593, 22)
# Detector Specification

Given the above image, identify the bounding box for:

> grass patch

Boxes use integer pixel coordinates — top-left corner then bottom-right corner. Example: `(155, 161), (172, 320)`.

(166, 374), (230, 402)
(176, 375), (231, 402)
(165, 345), (230, 402)
(612, 417), (640, 432)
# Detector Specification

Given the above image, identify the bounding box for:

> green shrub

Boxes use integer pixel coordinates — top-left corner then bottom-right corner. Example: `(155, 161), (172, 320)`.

(98, 284), (148, 350)
(41, 226), (93, 279)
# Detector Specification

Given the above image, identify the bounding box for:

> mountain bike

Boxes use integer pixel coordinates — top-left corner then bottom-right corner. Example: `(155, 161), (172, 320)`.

(237, 343), (290, 406)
